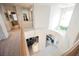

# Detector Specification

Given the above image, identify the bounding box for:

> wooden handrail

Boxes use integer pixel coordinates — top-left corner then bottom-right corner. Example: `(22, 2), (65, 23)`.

(20, 28), (29, 56)
(62, 40), (79, 56)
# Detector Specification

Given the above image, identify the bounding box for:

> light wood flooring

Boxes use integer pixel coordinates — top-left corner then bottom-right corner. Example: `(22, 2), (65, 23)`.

(0, 28), (21, 56)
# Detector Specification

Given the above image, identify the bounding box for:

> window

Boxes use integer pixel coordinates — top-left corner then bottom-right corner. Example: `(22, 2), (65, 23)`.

(49, 5), (75, 35)
(56, 7), (74, 34)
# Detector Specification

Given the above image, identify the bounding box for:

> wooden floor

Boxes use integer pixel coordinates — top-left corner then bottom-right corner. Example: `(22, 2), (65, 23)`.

(0, 28), (21, 56)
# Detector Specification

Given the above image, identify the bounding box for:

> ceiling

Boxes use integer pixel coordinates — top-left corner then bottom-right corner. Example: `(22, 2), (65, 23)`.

(2, 3), (33, 9)
(13, 3), (33, 9)
(2, 3), (75, 9)
(56, 3), (75, 8)
(34, 3), (75, 8)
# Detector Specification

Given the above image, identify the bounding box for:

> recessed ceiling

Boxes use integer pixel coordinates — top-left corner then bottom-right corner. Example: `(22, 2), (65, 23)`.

(34, 3), (75, 8)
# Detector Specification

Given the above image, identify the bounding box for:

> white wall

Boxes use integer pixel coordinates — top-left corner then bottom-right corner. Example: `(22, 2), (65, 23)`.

(48, 6), (61, 30)
(0, 5), (12, 32)
(33, 4), (50, 29)
(65, 4), (79, 48)
(0, 7), (9, 39)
